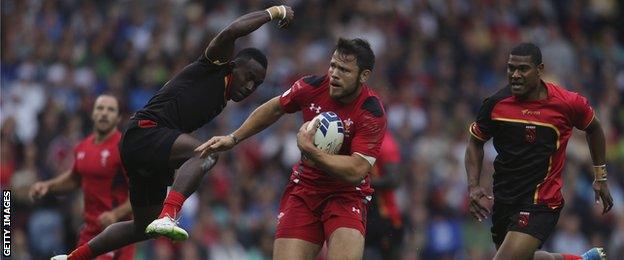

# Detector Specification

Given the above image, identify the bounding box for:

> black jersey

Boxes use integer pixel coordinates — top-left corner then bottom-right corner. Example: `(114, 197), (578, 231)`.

(469, 81), (594, 207)
(133, 56), (231, 133)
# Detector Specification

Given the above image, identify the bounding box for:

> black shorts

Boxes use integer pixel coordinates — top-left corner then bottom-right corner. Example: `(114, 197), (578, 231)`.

(491, 203), (561, 248)
(119, 119), (182, 206)
(365, 197), (403, 252)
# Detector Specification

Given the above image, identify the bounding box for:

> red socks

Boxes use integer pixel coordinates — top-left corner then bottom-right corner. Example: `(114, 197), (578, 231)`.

(159, 190), (186, 219)
(68, 244), (93, 260)
(562, 254), (582, 260)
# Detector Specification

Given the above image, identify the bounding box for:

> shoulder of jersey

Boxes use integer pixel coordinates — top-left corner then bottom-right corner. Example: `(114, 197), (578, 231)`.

(361, 96), (384, 118)
(300, 74), (328, 88)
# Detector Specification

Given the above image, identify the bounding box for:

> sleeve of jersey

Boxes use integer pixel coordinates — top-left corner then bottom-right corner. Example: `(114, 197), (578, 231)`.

(469, 99), (493, 142)
(571, 93), (595, 130)
(279, 78), (308, 113)
(351, 114), (387, 166)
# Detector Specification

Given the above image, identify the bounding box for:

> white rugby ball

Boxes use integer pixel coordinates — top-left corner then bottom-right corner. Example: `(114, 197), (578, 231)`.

(306, 112), (345, 154)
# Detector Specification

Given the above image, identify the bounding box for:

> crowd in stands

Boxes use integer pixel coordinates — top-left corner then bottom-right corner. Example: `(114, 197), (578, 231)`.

(1, 0), (623, 259)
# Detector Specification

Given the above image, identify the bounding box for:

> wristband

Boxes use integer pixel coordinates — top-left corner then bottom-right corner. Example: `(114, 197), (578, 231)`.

(593, 164), (607, 182)
(266, 5), (286, 20)
(228, 133), (239, 145)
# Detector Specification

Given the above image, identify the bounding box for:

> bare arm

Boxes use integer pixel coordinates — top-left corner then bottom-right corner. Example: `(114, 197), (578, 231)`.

(196, 96), (285, 156)
(29, 170), (80, 201)
(296, 121), (372, 185)
(205, 6), (294, 63)
(98, 199), (132, 228)
(465, 136), (485, 189)
(584, 118), (606, 166)
(465, 136), (492, 221)
(583, 117), (613, 213)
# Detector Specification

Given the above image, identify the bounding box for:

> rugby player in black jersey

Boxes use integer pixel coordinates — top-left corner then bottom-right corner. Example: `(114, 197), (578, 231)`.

(52, 5), (294, 260)
(466, 43), (612, 260)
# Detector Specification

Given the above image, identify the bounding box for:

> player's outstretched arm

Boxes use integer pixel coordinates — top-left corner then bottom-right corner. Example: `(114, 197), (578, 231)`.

(29, 170), (80, 202)
(196, 96), (285, 157)
(584, 117), (614, 214)
(296, 121), (373, 185)
(465, 136), (493, 222)
(98, 199), (132, 228)
(204, 5), (294, 63)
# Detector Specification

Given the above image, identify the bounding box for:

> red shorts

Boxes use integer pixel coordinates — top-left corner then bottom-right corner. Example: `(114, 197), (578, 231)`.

(78, 227), (136, 260)
(275, 183), (368, 245)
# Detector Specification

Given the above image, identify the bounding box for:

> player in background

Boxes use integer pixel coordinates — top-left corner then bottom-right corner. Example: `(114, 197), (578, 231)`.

(29, 95), (134, 260)
(197, 38), (387, 260)
(364, 131), (404, 260)
(465, 43), (613, 260)
(51, 5), (294, 260)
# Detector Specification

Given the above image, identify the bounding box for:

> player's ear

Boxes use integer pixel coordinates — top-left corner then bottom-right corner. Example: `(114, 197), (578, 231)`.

(359, 69), (371, 84)
(537, 63), (544, 76)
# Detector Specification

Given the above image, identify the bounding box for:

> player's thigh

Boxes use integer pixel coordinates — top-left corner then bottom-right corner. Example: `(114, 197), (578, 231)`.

(169, 133), (203, 168)
(273, 238), (321, 260)
(494, 231), (541, 260)
(326, 227), (365, 260)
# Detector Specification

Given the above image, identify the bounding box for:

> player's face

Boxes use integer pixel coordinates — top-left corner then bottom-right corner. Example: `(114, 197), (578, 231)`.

(91, 96), (120, 135)
(230, 59), (266, 102)
(507, 55), (543, 99)
(328, 51), (362, 100)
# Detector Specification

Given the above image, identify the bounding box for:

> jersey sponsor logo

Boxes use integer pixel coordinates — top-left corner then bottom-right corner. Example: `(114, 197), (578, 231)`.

(309, 103), (322, 114)
(100, 149), (110, 166)
(77, 151), (86, 160)
(525, 125), (536, 143)
(522, 109), (541, 116)
(518, 211), (530, 228)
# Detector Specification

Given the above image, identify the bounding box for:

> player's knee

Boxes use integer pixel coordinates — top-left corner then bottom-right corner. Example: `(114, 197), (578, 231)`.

(199, 153), (219, 173)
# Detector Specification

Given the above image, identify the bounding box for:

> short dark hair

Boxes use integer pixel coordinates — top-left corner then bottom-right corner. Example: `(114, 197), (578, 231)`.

(335, 38), (375, 72)
(235, 48), (268, 69)
(510, 43), (542, 66)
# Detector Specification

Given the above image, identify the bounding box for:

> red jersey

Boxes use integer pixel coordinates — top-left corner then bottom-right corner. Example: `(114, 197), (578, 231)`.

(72, 130), (130, 240)
(279, 75), (387, 196)
(370, 132), (402, 227)
(469, 81), (594, 207)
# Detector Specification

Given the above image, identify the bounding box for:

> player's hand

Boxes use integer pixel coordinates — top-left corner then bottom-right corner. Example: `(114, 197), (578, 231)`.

(98, 211), (117, 228)
(278, 5), (294, 28)
(297, 120), (319, 153)
(468, 186), (493, 222)
(592, 180), (613, 214)
(29, 181), (50, 202)
(195, 135), (236, 158)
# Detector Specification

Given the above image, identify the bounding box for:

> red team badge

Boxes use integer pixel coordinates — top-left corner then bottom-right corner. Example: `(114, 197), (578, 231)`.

(525, 126), (536, 143)
(518, 211), (530, 228)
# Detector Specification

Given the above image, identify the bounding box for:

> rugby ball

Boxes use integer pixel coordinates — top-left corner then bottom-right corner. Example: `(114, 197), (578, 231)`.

(306, 112), (344, 154)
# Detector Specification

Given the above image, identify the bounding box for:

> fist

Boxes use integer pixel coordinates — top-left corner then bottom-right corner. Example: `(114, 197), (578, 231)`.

(29, 182), (50, 202)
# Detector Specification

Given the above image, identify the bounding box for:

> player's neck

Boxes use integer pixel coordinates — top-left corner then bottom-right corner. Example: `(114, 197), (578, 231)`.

(337, 84), (363, 104)
(525, 81), (548, 101)
(94, 129), (115, 144)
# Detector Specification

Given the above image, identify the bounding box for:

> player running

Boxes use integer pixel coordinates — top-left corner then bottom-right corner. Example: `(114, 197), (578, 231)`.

(30, 95), (134, 260)
(51, 5), (294, 260)
(465, 43), (613, 260)
(197, 38), (387, 260)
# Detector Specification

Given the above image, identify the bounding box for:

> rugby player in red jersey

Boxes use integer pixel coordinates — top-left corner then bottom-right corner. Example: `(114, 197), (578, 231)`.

(198, 38), (387, 259)
(30, 94), (134, 260)
(465, 43), (613, 260)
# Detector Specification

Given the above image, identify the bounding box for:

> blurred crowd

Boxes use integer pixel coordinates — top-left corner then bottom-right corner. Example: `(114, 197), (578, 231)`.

(1, 0), (624, 259)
